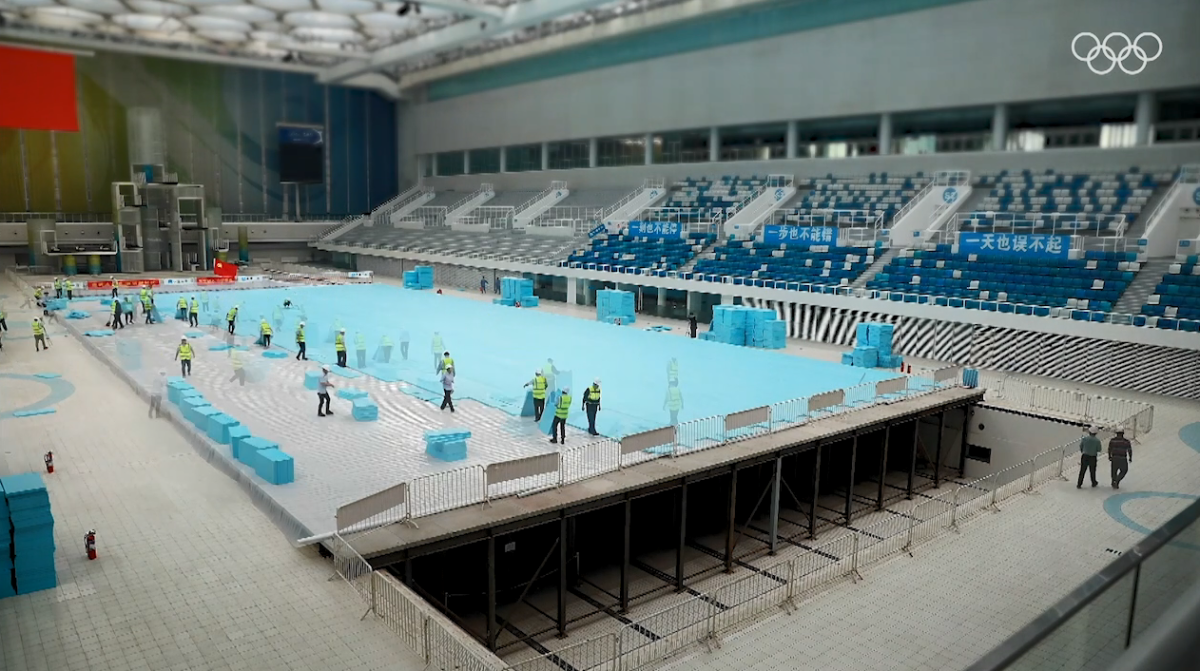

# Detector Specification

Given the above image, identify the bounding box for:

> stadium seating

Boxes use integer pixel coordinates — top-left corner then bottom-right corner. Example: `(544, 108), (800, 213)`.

(693, 238), (879, 287)
(336, 227), (576, 263)
(868, 245), (1140, 312)
(665, 176), (772, 213)
(568, 230), (716, 272)
(1141, 256), (1200, 331)
(787, 173), (927, 223)
(966, 168), (1169, 232)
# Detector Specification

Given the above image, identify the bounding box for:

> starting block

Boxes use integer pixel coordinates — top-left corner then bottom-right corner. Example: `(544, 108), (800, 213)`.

(425, 428), (471, 462)
(352, 397), (378, 421)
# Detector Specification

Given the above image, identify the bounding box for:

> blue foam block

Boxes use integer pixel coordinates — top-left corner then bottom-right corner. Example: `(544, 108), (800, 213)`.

(85, 330), (115, 337)
(352, 397), (378, 421)
(254, 448), (295, 485)
(192, 406), (221, 430)
(337, 387), (369, 400)
(425, 439), (467, 461)
(228, 426), (252, 459)
(206, 413), (240, 444)
(425, 428), (472, 443)
(304, 370), (322, 390)
(66, 310), (91, 319)
(841, 352), (854, 365)
(519, 389), (537, 417)
(262, 350), (288, 358)
(181, 396), (211, 424)
(33, 372), (61, 379)
(175, 387), (202, 407)
(12, 408), (56, 418)
(208, 343), (231, 351)
(167, 380), (193, 405)
(331, 367), (362, 379)
(238, 437), (279, 468)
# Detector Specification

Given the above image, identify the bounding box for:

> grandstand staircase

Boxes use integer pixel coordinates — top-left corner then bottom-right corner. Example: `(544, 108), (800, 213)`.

(850, 246), (901, 289)
(381, 185), (437, 226)
(445, 183), (495, 226)
(678, 238), (722, 273)
(1112, 258), (1173, 314)
(320, 214), (368, 242)
(602, 179), (669, 227)
(1123, 180), (1179, 241)
(723, 175), (796, 238)
(513, 181), (570, 228)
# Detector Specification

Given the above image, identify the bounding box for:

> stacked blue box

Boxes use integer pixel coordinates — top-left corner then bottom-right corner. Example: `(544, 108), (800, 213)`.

(181, 396), (212, 425)
(847, 322), (899, 369)
(596, 290), (636, 324)
(352, 397), (378, 421)
(963, 368), (980, 388)
(228, 426), (253, 460)
(254, 449), (295, 485)
(237, 437), (279, 470)
(711, 305), (749, 345)
(1, 473), (56, 596)
(852, 346), (878, 368)
(521, 296), (540, 307)
(841, 352), (854, 365)
(207, 413), (241, 444)
(166, 378), (192, 404)
(337, 387), (369, 400)
(501, 277), (535, 304)
(415, 265), (434, 289)
(425, 428), (471, 461)
(403, 270), (422, 289)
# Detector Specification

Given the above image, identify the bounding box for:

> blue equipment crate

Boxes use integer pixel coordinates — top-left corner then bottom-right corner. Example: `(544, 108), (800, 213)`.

(352, 397), (378, 421)
(254, 449), (295, 485)
(207, 413), (240, 444)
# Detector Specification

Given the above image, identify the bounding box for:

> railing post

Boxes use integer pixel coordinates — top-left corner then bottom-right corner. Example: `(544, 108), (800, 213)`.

(1025, 457), (1037, 493)
(1057, 443), (1069, 481)
(848, 532), (863, 583)
(948, 485), (961, 532)
(904, 502), (918, 556)
(422, 615), (431, 664)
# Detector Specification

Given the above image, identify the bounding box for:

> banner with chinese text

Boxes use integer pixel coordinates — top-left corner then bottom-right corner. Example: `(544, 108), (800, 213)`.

(958, 233), (1070, 260)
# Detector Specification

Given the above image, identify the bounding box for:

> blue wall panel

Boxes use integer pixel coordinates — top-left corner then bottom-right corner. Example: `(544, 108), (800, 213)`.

(327, 86), (349, 215)
(368, 93), (397, 209)
(347, 89), (369, 213)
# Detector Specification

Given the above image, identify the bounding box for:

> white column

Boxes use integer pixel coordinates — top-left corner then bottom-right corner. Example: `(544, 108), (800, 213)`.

(541, 142), (550, 170)
(878, 113), (893, 156)
(463, 150), (470, 175)
(686, 291), (699, 316)
(588, 138), (598, 168)
(709, 127), (720, 162)
(431, 153), (439, 177)
(566, 277), (577, 305)
(721, 294), (734, 305)
(583, 280), (594, 306)
(786, 121), (798, 160)
(992, 104), (1009, 152)
(656, 286), (667, 316)
(644, 134), (653, 166)
(499, 147), (507, 173)
(1135, 92), (1156, 146)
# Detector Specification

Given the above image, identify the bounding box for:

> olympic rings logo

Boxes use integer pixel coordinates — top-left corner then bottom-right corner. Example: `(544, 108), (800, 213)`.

(1071, 32), (1162, 75)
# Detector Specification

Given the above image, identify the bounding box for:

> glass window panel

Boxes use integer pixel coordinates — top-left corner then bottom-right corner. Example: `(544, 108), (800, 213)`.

(655, 129), (709, 164)
(468, 148), (501, 174)
(547, 140), (590, 170)
(597, 135), (644, 167)
(506, 144), (542, 173)
(436, 151), (465, 176)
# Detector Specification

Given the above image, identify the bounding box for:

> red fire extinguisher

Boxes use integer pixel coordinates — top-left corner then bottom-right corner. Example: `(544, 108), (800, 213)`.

(85, 530), (97, 560)
(44, 451), (54, 474)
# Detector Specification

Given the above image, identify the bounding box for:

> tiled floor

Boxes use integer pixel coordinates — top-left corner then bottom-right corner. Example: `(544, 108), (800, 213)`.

(0, 275), (426, 671)
(3, 272), (1198, 671)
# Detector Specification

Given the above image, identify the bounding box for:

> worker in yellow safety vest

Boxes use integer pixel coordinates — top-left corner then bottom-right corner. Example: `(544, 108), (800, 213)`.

(142, 293), (155, 324)
(177, 296), (188, 320)
(524, 370), (548, 421)
(335, 328), (347, 367)
(226, 306), (239, 334)
(438, 350), (454, 374)
(583, 379), (602, 436)
(355, 332), (368, 368)
(109, 298), (124, 329)
(259, 316), (273, 348)
(32, 318), (49, 352)
(53, 277), (63, 298)
(175, 336), (194, 377)
(549, 387), (572, 444)
(664, 379), (684, 425)
(188, 296), (200, 327)
(229, 347), (246, 386)
(667, 358), (679, 384)
(295, 321), (307, 361)
(430, 331), (444, 372)
(64, 279), (73, 300)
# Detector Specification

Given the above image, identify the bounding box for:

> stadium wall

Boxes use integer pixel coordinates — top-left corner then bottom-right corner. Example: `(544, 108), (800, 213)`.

(406, 0), (1200, 156)
(963, 406), (1084, 481)
(0, 52), (398, 218)
(420, 144), (1200, 193)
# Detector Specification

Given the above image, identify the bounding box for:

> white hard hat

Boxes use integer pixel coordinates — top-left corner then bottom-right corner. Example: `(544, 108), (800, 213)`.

(1115, 425), (1126, 434)
(340, 328), (346, 332)
(594, 378), (601, 385)
(562, 387), (570, 394)
(181, 336), (187, 340)
(300, 321), (306, 326)
(322, 364), (330, 371)
(535, 369), (541, 375)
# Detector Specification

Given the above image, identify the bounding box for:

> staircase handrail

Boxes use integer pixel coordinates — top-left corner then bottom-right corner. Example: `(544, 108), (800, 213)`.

(1140, 164), (1200, 243)
(371, 184), (433, 226)
(447, 183), (494, 213)
(315, 213), (365, 241)
(514, 180), (567, 215)
(602, 182), (655, 220)
(889, 178), (937, 228)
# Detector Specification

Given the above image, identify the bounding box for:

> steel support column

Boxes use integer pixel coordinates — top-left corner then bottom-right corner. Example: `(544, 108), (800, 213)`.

(676, 484), (687, 592)
(725, 468), (738, 573)
(846, 435), (858, 525)
(809, 446), (822, 539)
(907, 420), (918, 500)
(959, 407), (970, 476)
(486, 535), (497, 651)
(877, 425), (891, 510)
(558, 516), (568, 637)
(769, 456), (782, 555)
(621, 498), (632, 612)
(934, 411), (946, 489)
(403, 558), (413, 585)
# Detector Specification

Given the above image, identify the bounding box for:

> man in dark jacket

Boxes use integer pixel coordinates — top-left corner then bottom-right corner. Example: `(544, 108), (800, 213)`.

(1077, 426), (1101, 488)
(1108, 426), (1133, 489)
(688, 313), (698, 338)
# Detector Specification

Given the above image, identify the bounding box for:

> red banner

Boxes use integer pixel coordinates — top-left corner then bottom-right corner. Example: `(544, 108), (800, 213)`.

(196, 276), (236, 286)
(213, 259), (238, 278)
(0, 45), (79, 132)
(86, 279), (161, 290)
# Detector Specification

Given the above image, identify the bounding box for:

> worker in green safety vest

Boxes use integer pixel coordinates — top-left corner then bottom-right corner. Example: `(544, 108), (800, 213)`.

(664, 379), (684, 425)
(142, 294), (155, 324)
(175, 336), (194, 377)
(32, 318), (48, 352)
(583, 379), (602, 436)
(355, 332), (367, 368)
(259, 316), (273, 348)
(524, 370), (548, 421)
(295, 321), (307, 361)
(226, 306), (239, 334)
(64, 279), (73, 300)
(549, 386), (572, 444)
(189, 296), (200, 327)
(177, 296), (188, 321)
(53, 277), (63, 298)
(335, 328), (347, 367)
(438, 351), (454, 374)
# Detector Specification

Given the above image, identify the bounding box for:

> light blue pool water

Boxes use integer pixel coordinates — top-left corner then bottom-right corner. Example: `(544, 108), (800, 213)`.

(198, 284), (900, 437)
